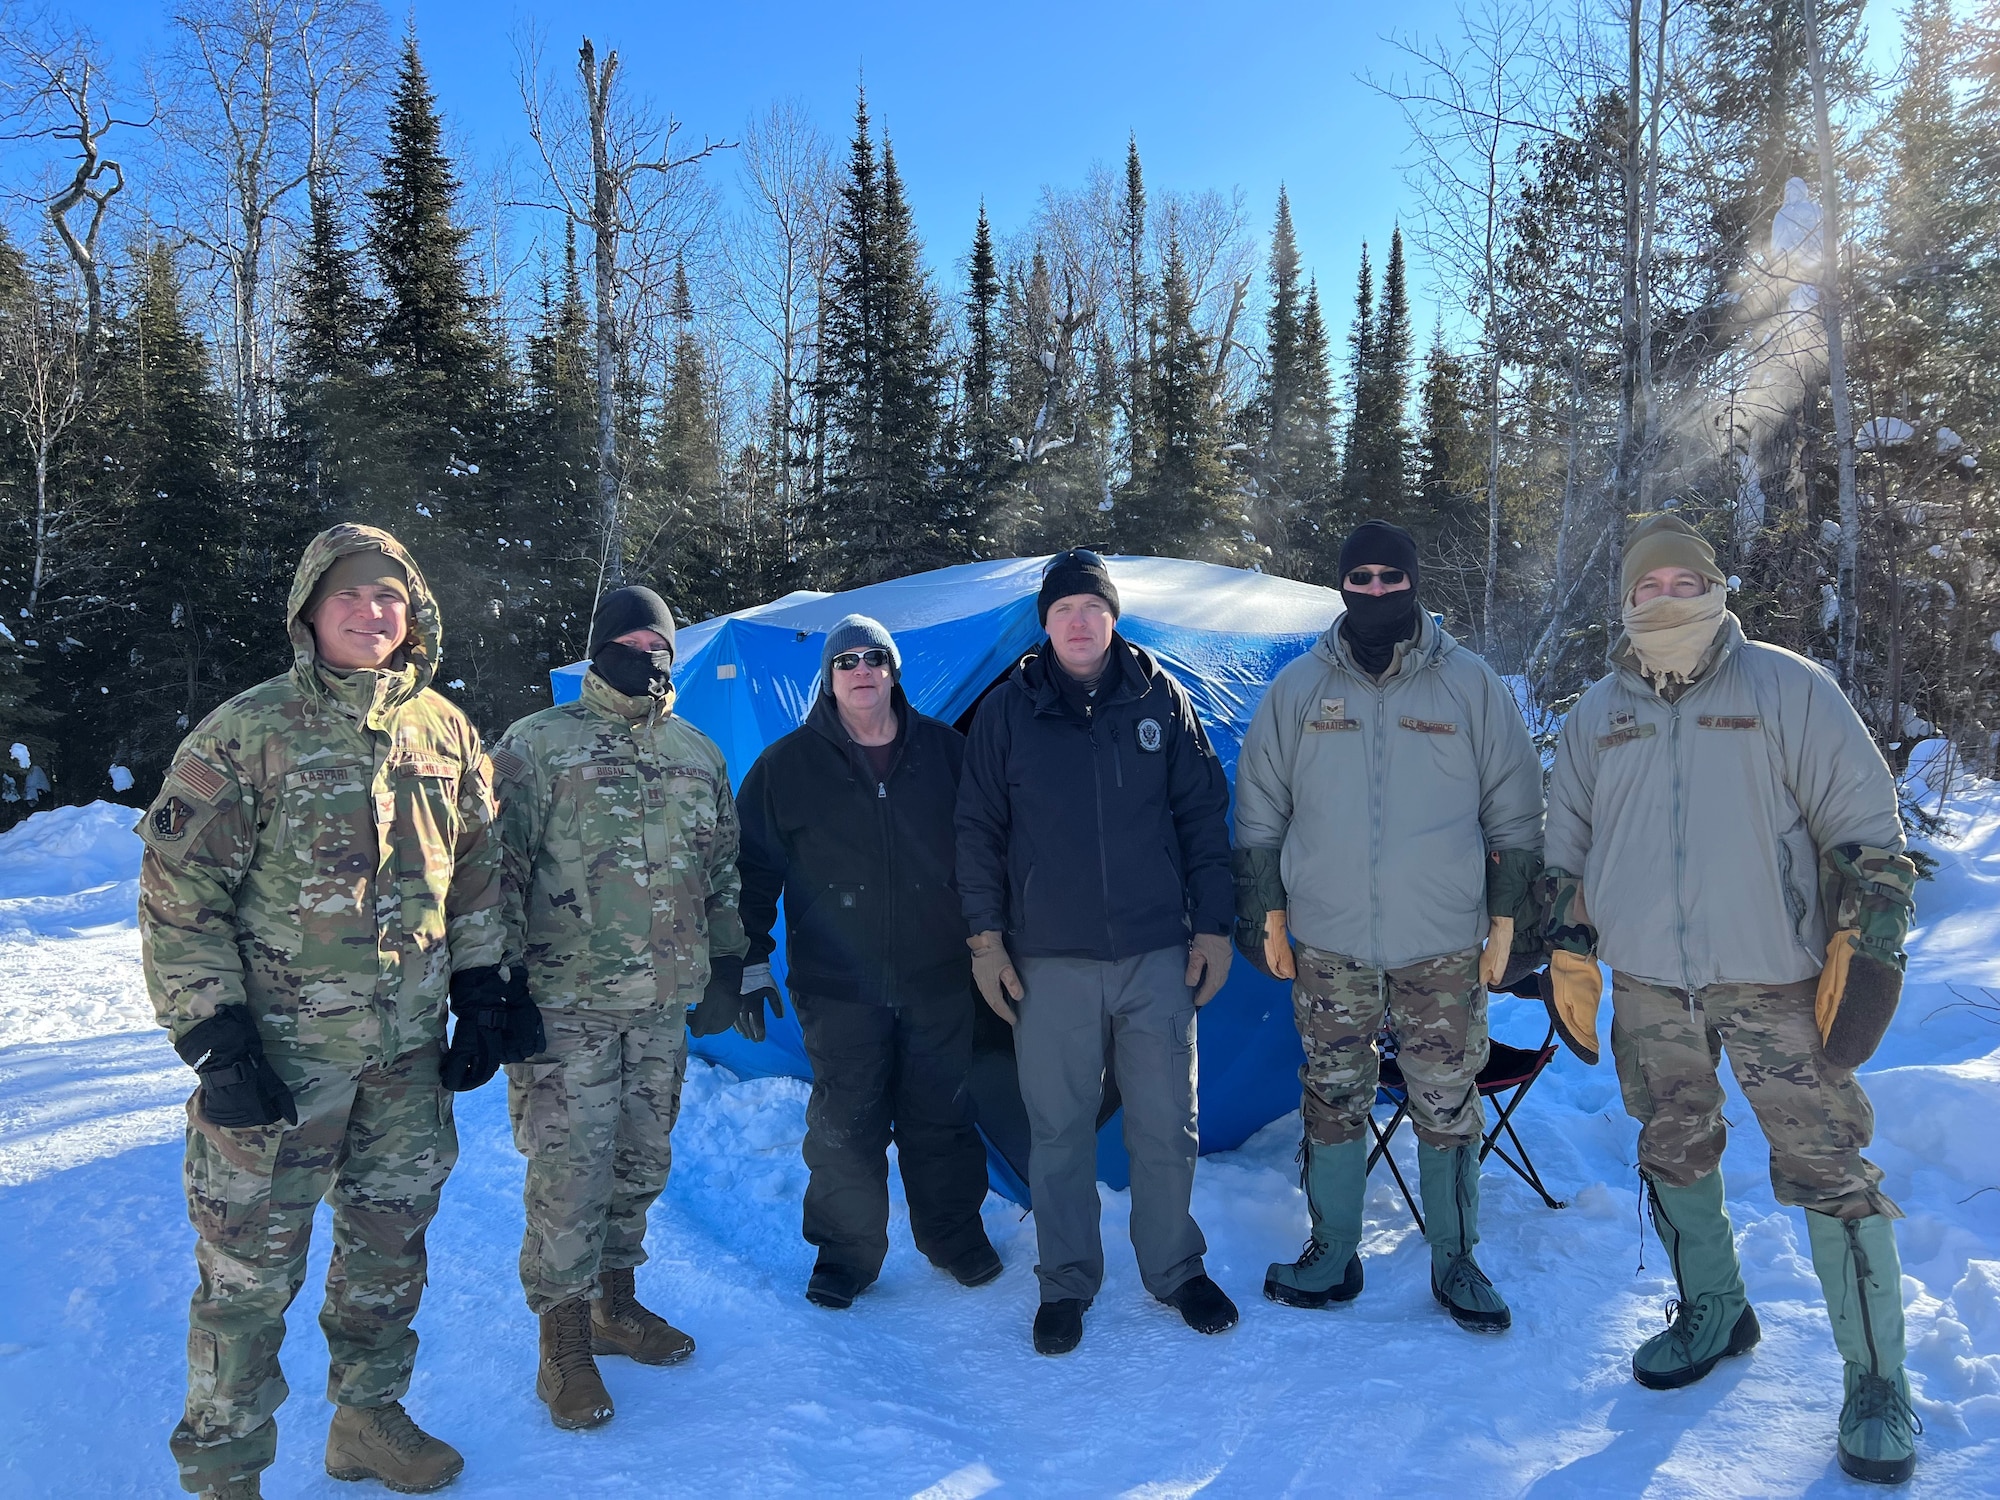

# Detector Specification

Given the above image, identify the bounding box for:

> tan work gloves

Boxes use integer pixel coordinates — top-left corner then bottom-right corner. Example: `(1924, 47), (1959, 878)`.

(1478, 916), (1516, 989)
(1261, 911), (1296, 981)
(969, 930), (1023, 1024)
(1187, 932), (1233, 1007)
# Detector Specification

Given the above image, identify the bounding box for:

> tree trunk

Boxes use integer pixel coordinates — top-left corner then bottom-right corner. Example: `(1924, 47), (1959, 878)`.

(1802, 0), (1861, 688)
(1609, 0), (1643, 601)
(582, 41), (624, 593)
(1637, 0), (1667, 509)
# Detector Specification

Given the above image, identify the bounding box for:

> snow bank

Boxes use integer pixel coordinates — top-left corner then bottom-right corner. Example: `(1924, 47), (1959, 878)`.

(0, 801), (143, 940)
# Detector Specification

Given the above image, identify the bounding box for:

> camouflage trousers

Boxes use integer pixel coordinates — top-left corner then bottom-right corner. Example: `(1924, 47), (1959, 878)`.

(1610, 971), (1897, 1218)
(1292, 944), (1488, 1150)
(507, 1005), (689, 1314)
(169, 1041), (456, 1493)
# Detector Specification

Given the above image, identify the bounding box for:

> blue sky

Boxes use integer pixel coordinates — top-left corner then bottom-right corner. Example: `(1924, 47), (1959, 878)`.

(85, 0), (1908, 344)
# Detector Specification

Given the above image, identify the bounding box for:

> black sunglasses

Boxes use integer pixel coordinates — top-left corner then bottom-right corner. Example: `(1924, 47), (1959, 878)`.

(1345, 567), (1408, 587)
(1043, 548), (1108, 578)
(830, 648), (893, 672)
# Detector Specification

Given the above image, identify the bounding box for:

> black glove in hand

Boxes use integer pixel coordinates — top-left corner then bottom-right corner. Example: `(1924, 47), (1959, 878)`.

(175, 1005), (297, 1128)
(736, 960), (785, 1043)
(442, 964), (538, 1092)
(689, 954), (747, 1039)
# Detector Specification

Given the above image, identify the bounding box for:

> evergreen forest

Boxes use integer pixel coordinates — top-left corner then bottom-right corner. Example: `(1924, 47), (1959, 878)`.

(2, 0), (1997, 821)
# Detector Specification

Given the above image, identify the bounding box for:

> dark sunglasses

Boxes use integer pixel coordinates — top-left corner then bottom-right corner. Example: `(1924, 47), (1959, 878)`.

(830, 648), (893, 672)
(1345, 567), (1408, 587)
(1043, 548), (1107, 577)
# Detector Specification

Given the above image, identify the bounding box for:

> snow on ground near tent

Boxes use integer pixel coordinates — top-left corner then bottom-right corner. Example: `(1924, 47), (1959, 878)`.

(0, 791), (1996, 1497)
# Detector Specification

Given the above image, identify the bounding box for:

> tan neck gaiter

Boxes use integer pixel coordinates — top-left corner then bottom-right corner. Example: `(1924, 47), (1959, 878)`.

(1622, 589), (1727, 688)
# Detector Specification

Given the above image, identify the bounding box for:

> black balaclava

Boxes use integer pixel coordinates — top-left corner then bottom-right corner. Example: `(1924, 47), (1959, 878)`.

(589, 585), (677, 698)
(1337, 519), (1422, 677)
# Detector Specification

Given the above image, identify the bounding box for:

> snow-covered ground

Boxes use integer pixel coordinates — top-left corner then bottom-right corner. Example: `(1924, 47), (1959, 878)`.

(1, 791), (1996, 1497)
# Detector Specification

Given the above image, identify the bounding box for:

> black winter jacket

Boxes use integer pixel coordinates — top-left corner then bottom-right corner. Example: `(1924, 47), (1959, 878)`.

(738, 687), (972, 1005)
(956, 634), (1233, 961)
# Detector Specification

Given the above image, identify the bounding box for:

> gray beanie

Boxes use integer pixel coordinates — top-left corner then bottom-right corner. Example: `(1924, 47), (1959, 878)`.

(820, 613), (900, 683)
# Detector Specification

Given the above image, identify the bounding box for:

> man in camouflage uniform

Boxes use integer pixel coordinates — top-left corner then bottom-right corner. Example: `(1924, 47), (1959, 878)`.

(141, 524), (507, 1498)
(1545, 513), (1922, 1484)
(492, 585), (752, 1431)
(1232, 520), (1545, 1333)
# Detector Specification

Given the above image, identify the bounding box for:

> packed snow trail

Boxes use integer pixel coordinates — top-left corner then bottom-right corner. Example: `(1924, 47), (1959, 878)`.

(0, 798), (1995, 1496)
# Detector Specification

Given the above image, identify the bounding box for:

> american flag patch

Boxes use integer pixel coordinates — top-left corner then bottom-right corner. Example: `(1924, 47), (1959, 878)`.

(172, 756), (225, 801)
(490, 745), (530, 782)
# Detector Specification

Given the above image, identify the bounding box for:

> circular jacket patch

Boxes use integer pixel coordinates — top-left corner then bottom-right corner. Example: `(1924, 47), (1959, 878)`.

(1136, 718), (1163, 752)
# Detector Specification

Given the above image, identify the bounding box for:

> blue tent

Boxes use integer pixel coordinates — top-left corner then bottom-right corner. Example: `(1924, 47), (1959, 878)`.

(552, 555), (1342, 1202)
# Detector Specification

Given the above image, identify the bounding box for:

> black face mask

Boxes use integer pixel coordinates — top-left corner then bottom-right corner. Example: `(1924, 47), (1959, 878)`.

(1338, 588), (1420, 675)
(591, 640), (673, 698)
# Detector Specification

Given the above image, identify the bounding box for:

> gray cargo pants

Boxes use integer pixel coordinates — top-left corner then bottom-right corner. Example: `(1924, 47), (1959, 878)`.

(1013, 945), (1207, 1304)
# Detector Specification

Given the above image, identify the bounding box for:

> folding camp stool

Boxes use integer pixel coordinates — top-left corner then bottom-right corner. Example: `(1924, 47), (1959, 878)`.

(1364, 978), (1566, 1235)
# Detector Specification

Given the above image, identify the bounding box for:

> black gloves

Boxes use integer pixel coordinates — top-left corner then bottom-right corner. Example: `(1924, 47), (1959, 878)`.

(441, 964), (547, 1092)
(736, 960), (786, 1042)
(175, 1005), (297, 1129)
(688, 953), (746, 1039)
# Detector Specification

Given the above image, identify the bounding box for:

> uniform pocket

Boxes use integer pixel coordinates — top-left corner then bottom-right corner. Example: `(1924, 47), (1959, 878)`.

(508, 1060), (570, 1158)
(184, 1095), (285, 1252)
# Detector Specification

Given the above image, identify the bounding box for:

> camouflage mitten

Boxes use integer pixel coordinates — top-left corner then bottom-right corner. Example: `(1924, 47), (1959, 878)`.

(1539, 869), (1602, 1065)
(1816, 844), (1918, 1070)
(1486, 847), (1548, 989)
(1232, 846), (1287, 979)
(176, 1005), (298, 1127)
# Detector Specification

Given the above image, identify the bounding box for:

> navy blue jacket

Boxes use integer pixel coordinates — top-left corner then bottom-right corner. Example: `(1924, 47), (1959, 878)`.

(738, 687), (972, 1005)
(955, 634), (1233, 961)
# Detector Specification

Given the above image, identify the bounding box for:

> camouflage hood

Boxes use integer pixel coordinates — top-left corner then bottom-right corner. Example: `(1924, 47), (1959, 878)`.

(286, 524), (442, 698)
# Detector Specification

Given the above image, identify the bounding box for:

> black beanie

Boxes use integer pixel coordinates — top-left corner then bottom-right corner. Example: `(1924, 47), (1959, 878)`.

(588, 586), (678, 659)
(1338, 520), (1420, 591)
(1037, 549), (1120, 627)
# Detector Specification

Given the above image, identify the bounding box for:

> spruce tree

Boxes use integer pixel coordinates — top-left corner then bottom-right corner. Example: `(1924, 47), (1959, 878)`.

(961, 204), (1005, 491)
(1119, 233), (1244, 561)
(275, 185), (375, 542)
(362, 26), (516, 725)
(1339, 242), (1375, 505)
(1343, 229), (1414, 513)
(1118, 136), (1150, 476)
(817, 90), (948, 584)
(86, 243), (250, 799)
(517, 223), (598, 677)
(1251, 189), (1337, 575)
(642, 257), (731, 619)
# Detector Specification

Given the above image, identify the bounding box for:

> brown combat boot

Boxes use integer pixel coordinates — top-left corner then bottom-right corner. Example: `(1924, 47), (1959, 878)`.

(591, 1265), (696, 1365)
(537, 1294), (615, 1430)
(324, 1401), (463, 1493)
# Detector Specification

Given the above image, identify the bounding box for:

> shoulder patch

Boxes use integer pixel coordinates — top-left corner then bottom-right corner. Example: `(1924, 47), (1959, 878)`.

(1135, 718), (1163, 753)
(151, 796), (197, 841)
(171, 755), (226, 802)
(491, 744), (529, 782)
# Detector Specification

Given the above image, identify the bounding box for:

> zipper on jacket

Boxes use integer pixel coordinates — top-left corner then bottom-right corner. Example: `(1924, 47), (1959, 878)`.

(1369, 682), (1388, 968)
(1668, 705), (1695, 1009)
(1109, 723), (1124, 787)
(1086, 708), (1116, 955)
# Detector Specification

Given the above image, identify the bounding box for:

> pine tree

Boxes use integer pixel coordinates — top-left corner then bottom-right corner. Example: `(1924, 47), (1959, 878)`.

(641, 257), (732, 619)
(1118, 136), (1150, 477)
(1410, 325), (1487, 628)
(362, 26), (517, 725)
(961, 204), (1005, 491)
(1119, 233), (1244, 561)
(1250, 189), (1338, 576)
(1339, 242), (1375, 505)
(275, 184), (375, 540)
(1344, 228), (1413, 512)
(85, 243), (250, 800)
(516, 222), (598, 678)
(816, 89), (949, 584)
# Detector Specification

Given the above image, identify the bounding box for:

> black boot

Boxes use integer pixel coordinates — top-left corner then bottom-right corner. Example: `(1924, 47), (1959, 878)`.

(805, 1261), (875, 1310)
(1033, 1298), (1087, 1356)
(939, 1240), (1003, 1288)
(1162, 1274), (1239, 1335)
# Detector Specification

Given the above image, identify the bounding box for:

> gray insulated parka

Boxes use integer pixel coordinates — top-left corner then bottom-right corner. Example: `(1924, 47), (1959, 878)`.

(1233, 611), (1545, 970)
(1544, 614), (1903, 991)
